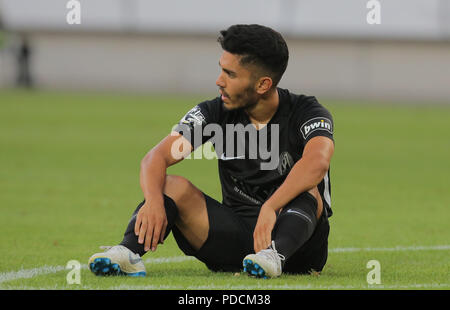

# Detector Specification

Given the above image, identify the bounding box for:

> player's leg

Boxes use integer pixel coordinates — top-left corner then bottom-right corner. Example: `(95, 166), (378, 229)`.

(165, 175), (210, 251)
(281, 207), (329, 275)
(119, 174), (210, 255)
(171, 192), (255, 272)
(272, 188), (323, 261)
(243, 188), (326, 278)
(118, 195), (178, 256)
(89, 174), (253, 275)
(89, 174), (210, 276)
(121, 174), (255, 272)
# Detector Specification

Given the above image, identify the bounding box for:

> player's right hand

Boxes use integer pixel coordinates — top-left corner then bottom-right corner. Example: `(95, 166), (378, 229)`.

(134, 199), (168, 252)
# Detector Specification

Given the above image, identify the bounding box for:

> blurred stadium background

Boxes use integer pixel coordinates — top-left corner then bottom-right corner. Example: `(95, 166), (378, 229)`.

(0, 0), (449, 290)
(0, 0), (449, 101)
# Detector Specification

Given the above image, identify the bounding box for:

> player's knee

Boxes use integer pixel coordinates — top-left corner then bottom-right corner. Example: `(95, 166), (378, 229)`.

(163, 175), (193, 206)
(163, 175), (207, 220)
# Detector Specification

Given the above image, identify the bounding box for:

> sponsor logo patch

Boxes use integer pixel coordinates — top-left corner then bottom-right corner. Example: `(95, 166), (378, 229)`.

(300, 117), (333, 139)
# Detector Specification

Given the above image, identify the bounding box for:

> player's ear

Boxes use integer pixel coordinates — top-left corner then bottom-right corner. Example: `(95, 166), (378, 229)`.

(255, 76), (273, 95)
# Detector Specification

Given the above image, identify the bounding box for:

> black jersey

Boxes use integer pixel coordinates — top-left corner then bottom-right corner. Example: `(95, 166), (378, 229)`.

(174, 88), (334, 218)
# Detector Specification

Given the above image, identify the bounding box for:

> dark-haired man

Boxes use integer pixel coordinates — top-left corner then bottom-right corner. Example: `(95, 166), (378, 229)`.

(89, 24), (335, 278)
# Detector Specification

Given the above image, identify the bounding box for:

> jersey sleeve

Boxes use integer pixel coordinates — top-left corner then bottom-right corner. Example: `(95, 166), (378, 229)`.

(173, 99), (220, 149)
(296, 96), (334, 145)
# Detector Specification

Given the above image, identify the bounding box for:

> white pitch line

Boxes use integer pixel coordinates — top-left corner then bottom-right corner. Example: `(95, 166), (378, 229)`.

(329, 244), (450, 253)
(0, 244), (448, 284)
(144, 256), (195, 264)
(0, 256), (193, 284)
(0, 265), (66, 284)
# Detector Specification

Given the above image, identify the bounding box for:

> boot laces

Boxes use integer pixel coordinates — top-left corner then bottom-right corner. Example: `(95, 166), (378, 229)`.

(258, 241), (285, 263)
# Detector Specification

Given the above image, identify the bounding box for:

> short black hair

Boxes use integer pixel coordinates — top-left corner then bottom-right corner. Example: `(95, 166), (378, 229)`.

(217, 24), (289, 87)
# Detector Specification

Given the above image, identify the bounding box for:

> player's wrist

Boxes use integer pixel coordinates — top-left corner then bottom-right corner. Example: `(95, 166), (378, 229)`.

(144, 192), (164, 206)
(262, 200), (279, 212)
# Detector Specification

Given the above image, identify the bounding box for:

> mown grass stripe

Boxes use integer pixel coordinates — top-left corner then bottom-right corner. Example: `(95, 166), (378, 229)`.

(108, 283), (450, 290)
(1, 283), (448, 290)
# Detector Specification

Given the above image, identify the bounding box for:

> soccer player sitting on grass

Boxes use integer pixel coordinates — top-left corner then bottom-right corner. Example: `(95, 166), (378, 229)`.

(89, 24), (335, 278)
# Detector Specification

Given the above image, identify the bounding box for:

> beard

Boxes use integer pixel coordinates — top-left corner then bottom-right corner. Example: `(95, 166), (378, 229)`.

(222, 85), (259, 111)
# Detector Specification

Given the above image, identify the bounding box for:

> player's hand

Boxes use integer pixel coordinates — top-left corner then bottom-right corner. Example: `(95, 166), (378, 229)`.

(134, 199), (167, 252)
(253, 204), (277, 253)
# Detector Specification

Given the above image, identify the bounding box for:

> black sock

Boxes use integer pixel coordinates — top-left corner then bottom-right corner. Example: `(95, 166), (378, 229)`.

(272, 194), (318, 262)
(119, 195), (178, 256)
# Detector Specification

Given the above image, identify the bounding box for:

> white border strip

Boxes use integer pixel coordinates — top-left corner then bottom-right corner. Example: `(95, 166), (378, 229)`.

(1, 245), (449, 284)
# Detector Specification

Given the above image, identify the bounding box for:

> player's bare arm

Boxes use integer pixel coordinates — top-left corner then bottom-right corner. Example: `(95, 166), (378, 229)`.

(253, 136), (334, 253)
(134, 133), (192, 252)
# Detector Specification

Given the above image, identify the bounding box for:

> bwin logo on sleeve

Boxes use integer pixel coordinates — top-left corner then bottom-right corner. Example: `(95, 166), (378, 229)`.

(300, 117), (333, 139)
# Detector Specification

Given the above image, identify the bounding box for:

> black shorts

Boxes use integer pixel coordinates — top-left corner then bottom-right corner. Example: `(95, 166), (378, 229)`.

(172, 192), (330, 274)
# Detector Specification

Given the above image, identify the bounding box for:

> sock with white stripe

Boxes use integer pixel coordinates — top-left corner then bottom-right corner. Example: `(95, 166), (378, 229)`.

(272, 193), (318, 261)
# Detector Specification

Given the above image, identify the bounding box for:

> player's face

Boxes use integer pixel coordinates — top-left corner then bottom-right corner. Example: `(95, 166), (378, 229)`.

(216, 51), (260, 111)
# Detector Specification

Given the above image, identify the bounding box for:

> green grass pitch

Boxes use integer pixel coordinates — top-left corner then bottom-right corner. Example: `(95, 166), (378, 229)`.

(0, 89), (449, 290)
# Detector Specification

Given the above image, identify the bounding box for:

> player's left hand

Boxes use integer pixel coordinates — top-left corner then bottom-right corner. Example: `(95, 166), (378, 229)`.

(253, 204), (277, 253)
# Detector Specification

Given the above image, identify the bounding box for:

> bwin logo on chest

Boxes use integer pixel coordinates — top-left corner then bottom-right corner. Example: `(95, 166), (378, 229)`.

(301, 117), (332, 139)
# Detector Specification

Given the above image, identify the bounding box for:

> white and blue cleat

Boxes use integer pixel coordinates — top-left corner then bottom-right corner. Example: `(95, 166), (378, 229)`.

(88, 245), (146, 277)
(243, 259), (269, 279)
(242, 241), (285, 279)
